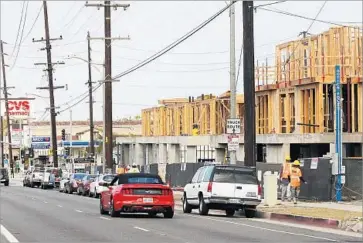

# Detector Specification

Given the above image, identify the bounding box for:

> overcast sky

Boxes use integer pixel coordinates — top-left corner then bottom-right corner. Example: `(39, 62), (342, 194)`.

(0, 1), (362, 121)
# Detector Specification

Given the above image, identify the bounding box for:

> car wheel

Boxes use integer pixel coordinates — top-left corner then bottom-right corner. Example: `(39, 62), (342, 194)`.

(148, 212), (157, 217)
(226, 209), (235, 217)
(163, 209), (174, 219)
(31, 182), (34, 188)
(88, 190), (92, 197)
(4, 181), (9, 186)
(100, 198), (108, 215)
(244, 209), (256, 218)
(182, 193), (192, 213)
(68, 186), (73, 194)
(109, 198), (119, 217)
(198, 195), (209, 216)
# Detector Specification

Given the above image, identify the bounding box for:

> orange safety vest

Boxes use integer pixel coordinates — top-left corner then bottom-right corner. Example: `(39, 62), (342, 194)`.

(290, 167), (302, 188)
(281, 163), (291, 179)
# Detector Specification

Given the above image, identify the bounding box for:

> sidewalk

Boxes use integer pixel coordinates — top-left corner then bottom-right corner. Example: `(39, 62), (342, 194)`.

(172, 191), (362, 232)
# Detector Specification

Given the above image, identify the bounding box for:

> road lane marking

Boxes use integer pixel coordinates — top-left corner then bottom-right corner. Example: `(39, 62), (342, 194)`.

(57, 205), (63, 208)
(134, 226), (149, 232)
(100, 216), (111, 221)
(75, 210), (83, 213)
(183, 214), (337, 242)
(43, 201), (48, 204)
(0, 224), (19, 243)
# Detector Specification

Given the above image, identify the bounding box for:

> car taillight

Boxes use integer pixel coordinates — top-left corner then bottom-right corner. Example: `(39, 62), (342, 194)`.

(258, 185), (262, 196)
(207, 182), (213, 192)
(122, 189), (133, 195)
(163, 189), (172, 195)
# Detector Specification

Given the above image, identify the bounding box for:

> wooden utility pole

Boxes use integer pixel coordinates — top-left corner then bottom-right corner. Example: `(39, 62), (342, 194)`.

(243, 1), (256, 166)
(87, 31), (95, 158)
(0, 40), (13, 169)
(32, 1), (64, 167)
(85, 1), (130, 173)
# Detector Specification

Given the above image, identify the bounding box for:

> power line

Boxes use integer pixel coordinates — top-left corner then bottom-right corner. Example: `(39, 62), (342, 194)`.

(9, 1), (29, 71)
(254, 1), (287, 9)
(258, 6), (359, 28)
(283, 1), (327, 69)
(113, 1), (236, 80)
(10, 1), (26, 57)
(21, 3), (43, 44)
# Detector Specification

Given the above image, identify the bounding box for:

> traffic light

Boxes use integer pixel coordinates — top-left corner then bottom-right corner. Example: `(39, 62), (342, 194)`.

(61, 129), (66, 141)
(64, 147), (70, 156)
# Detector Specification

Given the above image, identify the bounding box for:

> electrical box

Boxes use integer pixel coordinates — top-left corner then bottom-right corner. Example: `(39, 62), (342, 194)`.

(331, 153), (339, 175)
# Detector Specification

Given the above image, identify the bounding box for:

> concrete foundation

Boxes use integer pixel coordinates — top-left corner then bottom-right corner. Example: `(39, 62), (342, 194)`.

(116, 133), (363, 166)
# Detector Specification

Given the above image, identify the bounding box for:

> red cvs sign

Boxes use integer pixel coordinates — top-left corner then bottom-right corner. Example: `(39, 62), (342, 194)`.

(7, 100), (30, 117)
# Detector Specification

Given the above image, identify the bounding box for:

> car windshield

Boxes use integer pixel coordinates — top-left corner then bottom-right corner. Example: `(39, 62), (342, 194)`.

(88, 175), (97, 180)
(127, 176), (162, 184)
(74, 174), (86, 180)
(213, 168), (257, 185)
(103, 175), (114, 182)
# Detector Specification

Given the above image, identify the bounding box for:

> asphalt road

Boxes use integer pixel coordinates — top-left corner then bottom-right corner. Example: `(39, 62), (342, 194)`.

(0, 183), (362, 243)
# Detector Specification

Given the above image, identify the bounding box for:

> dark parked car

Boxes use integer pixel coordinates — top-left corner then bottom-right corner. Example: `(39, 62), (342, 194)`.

(0, 168), (9, 186)
(77, 174), (97, 196)
(64, 173), (86, 194)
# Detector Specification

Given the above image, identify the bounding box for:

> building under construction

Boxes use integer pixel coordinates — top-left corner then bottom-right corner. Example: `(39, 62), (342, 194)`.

(117, 26), (363, 165)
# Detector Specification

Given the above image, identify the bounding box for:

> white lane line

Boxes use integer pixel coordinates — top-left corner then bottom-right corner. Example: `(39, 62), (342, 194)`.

(134, 226), (149, 232)
(43, 201), (48, 204)
(99, 216), (111, 221)
(31, 197), (35, 200)
(57, 205), (63, 208)
(0, 224), (19, 243)
(75, 209), (83, 213)
(183, 214), (337, 242)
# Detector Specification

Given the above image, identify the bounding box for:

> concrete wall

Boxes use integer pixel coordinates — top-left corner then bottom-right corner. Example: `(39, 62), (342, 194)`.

(116, 133), (363, 165)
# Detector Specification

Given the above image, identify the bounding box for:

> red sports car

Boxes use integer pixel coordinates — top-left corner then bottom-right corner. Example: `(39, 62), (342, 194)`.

(100, 173), (174, 218)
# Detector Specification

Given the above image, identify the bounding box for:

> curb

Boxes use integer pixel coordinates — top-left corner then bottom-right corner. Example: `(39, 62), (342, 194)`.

(256, 211), (340, 229)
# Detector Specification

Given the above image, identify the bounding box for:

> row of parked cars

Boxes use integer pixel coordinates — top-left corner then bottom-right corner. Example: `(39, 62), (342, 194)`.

(23, 166), (61, 189)
(22, 164), (262, 219)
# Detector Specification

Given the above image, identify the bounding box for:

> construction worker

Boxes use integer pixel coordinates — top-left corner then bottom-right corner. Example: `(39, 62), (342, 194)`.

(127, 163), (140, 173)
(279, 155), (292, 202)
(288, 160), (307, 204)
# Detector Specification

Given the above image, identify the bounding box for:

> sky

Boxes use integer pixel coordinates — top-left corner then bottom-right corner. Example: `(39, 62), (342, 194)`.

(0, 0), (362, 122)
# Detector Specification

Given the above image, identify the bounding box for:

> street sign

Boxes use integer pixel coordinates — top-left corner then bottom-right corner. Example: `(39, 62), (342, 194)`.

(226, 118), (241, 134)
(227, 134), (239, 151)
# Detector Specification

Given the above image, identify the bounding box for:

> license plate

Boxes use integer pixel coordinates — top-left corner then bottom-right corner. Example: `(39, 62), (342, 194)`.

(143, 198), (153, 203)
(229, 199), (240, 204)
(246, 192), (257, 197)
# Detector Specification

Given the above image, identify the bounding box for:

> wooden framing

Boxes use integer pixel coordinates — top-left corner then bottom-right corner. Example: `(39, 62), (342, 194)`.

(142, 26), (362, 137)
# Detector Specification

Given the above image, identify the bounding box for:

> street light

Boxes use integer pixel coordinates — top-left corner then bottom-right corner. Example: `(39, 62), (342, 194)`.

(64, 55), (104, 73)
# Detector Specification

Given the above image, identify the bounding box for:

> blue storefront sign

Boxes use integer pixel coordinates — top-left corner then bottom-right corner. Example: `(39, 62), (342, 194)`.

(31, 143), (51, 149)
(32, 136), (50, 143)
(60, 141), (100, 147)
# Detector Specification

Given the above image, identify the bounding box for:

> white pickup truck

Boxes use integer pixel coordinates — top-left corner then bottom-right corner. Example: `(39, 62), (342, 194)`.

(30, 168), (43, 188)
(40, 168), (56, 189)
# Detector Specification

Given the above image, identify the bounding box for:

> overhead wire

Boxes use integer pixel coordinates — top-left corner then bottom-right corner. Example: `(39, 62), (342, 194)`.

(112, 1), (236, 80)
(282, 1), (327, 70)
(258, 6), (359, 28)
(9, 1), (29, 71)
(10, 1), (26, 57)
(54, 1), (236, 114)
(20, 2), (43, 44)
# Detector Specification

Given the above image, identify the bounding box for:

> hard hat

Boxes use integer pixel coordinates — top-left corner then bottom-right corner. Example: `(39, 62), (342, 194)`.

(285, 155), (291, 161)
(293, 160), (300, 166)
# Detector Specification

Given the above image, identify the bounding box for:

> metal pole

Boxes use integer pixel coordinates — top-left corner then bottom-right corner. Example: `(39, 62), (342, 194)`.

(335, 65), (342, 202)
(104, 1), (113, 172)
(229, 0), (237, 165)
(87, 31), (95, 158)
(0, 53), (3, 167)
(1, 40), (13, 170)
(69, 109), (72, 158)
(42, 1), (58, 167)
(243, 1), (256, 167)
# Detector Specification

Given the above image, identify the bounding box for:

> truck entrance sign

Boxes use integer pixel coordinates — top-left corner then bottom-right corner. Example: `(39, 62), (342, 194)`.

(226, 118), (241, 134)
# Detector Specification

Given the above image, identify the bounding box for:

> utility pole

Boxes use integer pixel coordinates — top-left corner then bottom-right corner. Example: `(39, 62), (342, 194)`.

(229, 0), (237, 165)
(243, 1), (256, 167)
(0, 40), (13, 170)
(85, 1), (130, 173)
(87, 31), (95, 158)
(33, 1), (64, 168)
(0, 42), (3, 167)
